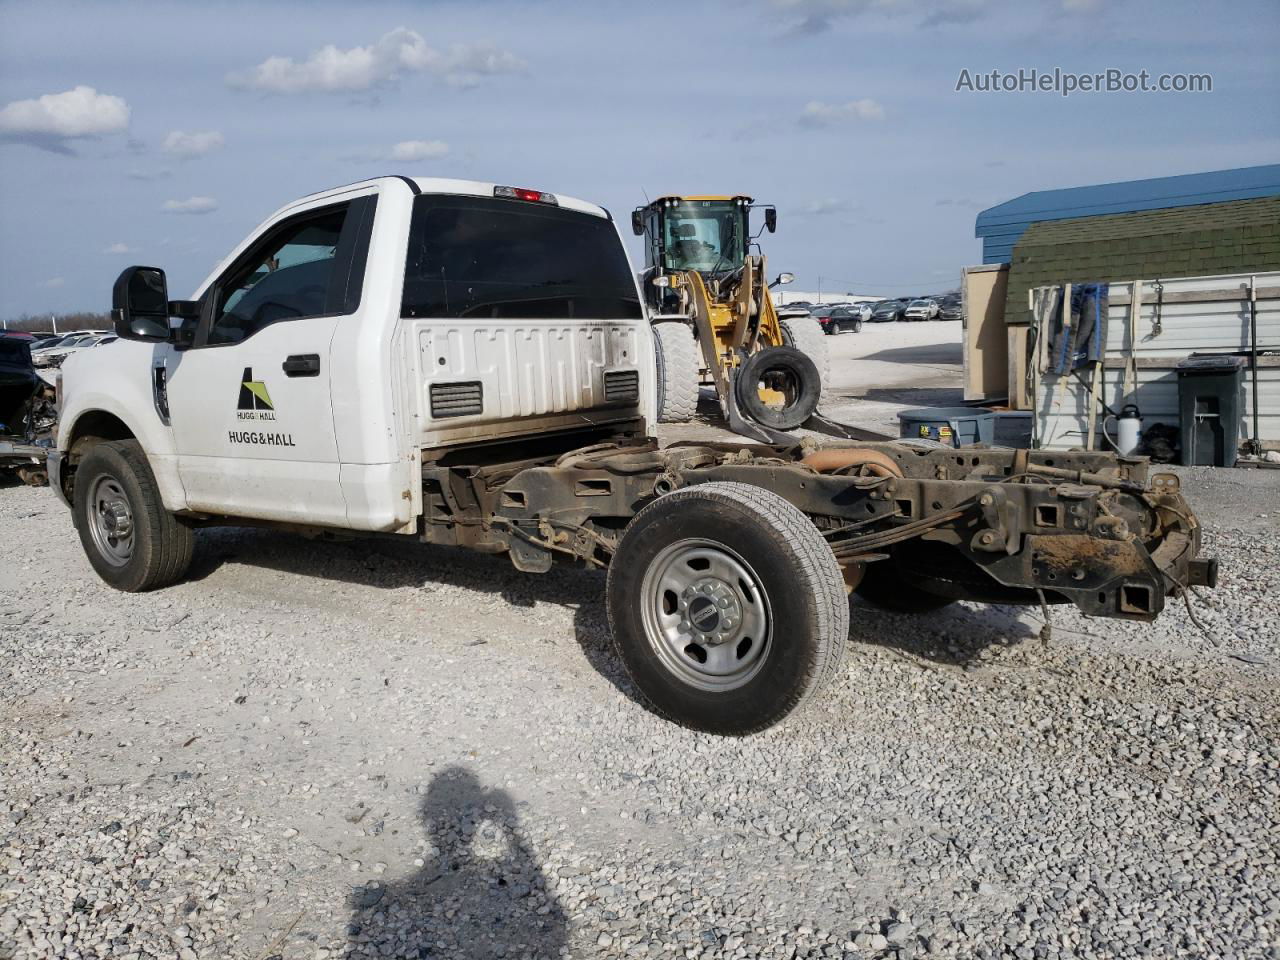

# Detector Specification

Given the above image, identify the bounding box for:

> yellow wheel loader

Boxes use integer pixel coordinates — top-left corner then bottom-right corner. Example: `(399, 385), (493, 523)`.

(632, 195), (873, 442)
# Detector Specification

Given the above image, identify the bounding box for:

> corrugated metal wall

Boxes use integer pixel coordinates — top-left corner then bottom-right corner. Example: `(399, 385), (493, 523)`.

(1035, 272), (1280, 451)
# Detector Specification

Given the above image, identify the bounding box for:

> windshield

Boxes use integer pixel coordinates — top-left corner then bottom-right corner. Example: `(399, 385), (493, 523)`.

(661, 200), (747, 274)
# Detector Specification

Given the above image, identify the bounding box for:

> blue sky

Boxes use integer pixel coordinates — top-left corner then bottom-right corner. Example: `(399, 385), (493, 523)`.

(0, 0), (1276, 316)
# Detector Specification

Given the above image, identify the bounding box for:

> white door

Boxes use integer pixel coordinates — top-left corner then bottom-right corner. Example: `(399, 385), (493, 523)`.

(166, 199), (367, 526)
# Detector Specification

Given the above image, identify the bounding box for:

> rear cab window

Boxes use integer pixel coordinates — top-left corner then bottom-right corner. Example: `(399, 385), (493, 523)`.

(401, 195), (640, 321)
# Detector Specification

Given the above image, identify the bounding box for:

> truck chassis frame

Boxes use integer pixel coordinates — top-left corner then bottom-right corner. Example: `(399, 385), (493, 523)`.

(411, 427), (1213, 622)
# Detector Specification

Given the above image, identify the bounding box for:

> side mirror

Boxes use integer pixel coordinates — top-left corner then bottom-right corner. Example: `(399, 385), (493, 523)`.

(631, 208), (645, 236)
(112, 266), (171, 341)
(769, 272), (794, 288)
(765, 208), (777, 233)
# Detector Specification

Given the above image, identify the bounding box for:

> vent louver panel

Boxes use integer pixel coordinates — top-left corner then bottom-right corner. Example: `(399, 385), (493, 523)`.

(603, 369), (640, 405)
(429, 381), (483, 418)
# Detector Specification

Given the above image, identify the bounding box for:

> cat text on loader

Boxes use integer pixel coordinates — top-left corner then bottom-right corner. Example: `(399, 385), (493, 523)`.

(632, 196), (880, 442)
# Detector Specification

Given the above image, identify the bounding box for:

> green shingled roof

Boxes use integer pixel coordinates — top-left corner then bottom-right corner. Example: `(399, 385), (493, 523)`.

(1003, 195), (1280, 324)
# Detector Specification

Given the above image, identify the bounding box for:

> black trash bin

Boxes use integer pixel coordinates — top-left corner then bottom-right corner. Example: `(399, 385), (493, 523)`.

(1176, 354), (1245, 467)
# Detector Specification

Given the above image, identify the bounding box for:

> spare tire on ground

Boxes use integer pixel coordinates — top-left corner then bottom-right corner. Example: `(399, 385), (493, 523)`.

(778, 314), (829, 388)
(734, 346), (821, 431)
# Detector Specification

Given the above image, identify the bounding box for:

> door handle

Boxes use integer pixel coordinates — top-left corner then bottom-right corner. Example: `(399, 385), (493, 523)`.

(282, 354), (321, 377)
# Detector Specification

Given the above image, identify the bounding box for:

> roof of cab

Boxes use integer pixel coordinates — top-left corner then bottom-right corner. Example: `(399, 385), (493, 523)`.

(290, 176), (610, 219)
(650, 194), (753, 204)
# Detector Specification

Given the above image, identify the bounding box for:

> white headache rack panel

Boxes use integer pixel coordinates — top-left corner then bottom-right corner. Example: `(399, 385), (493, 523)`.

(1032, 271), (1280, 452)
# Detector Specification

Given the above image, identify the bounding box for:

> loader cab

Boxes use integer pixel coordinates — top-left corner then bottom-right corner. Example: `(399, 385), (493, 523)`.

(634, 195), (765, 277)
(633, 195), (778, 314)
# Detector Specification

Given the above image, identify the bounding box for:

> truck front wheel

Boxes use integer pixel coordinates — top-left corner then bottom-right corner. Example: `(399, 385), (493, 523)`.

(73, 440), (195, 592)
(606, 482), (848, 735)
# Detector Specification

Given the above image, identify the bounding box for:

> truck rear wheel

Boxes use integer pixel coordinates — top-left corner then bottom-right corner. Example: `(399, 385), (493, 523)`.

(856, 557), (954, 613)
(73, 440), (194, 592)
(606, 481), (847, 735)
(652, 322), (700, 423)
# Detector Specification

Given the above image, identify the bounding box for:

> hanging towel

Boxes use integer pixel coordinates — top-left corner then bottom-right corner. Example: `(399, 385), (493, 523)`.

(1049, 283), (1108, 374)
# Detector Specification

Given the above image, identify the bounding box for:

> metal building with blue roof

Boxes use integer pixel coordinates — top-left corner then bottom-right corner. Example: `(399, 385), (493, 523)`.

(975, 164), (1280, 265)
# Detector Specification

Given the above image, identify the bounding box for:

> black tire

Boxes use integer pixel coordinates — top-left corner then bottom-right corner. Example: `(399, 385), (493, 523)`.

(734, 346), (821, 431)
(606, 482), (848, 735)
(852, 318), (863, 333)
(652, 322), (700, 423)
(73, 440), (195, 592)
(778, 314), (829, 386)
(855, 557), (954, 613)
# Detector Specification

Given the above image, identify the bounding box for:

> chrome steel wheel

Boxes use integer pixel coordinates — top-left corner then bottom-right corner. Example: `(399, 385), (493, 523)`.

(639, 538), (772, 692)
(87, 475), (134, 567)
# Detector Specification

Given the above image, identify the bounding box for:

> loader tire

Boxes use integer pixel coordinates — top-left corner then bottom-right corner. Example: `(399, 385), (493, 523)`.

(607, 481), (848, 735)
(73, 440), (195, 593)
(778, 314), (829, 391)
(652, 322), (700, 423)
(735, 346), (821, 431)
(856, 556), (955, 614)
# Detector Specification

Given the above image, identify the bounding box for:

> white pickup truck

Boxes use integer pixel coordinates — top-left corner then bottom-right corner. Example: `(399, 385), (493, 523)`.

(50, 176), (1216, 734)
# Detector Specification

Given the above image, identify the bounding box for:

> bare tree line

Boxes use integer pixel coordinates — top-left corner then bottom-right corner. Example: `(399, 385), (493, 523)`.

(1, 312), (112, 334)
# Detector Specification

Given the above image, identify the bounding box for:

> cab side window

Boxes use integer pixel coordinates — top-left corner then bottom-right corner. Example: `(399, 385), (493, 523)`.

(208, 208), (347, 346)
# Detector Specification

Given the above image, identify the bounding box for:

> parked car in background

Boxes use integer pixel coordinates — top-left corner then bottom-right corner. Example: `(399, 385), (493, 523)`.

(904, 298), (940, 321)
(31, 332), (113, 368)
(870, 299), (904, 322)
(1, 333), (54, 484)
(850, 302), (874, 323)
(937, 295), (963, 321)
(780, 300), (813, 311)
(810, 304), (863, 335)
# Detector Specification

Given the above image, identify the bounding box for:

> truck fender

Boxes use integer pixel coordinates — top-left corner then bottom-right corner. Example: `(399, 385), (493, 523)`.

(57, 394), (186, 514)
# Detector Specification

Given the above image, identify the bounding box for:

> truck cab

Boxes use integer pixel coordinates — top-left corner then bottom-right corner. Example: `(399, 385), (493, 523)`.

(53, 177), (652, 534)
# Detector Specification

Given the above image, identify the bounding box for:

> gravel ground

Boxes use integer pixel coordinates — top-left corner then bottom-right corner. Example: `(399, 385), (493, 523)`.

(1, 462), (1278, 960)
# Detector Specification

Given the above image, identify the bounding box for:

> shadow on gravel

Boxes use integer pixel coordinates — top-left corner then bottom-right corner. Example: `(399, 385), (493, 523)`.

(344, 765), (567, 958)
(859, 386), (965, 407)
(847, 597), (1039, 668)
(186, 527), (649, 710)
(859, 343), (963, 365)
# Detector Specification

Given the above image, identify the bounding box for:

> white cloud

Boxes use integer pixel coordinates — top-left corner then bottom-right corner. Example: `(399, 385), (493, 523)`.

(162, 129), (225, 157)
(798, 99), (885, 127)
(0, 86), (129, 152)
(227, 27), (523, 94)
(43, 277), (66, 289)
(388, 139), (450, 162)
(773, 0), (1003, 32)
(774, 0), (1098, 31)
(103, 242), (137, 254)
(163, 196), (218, 215)
(799, 198), (852, 215)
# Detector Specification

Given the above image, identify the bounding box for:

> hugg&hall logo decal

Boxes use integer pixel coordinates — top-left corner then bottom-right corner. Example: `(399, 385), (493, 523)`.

(237, 367), (275, 415)
(230, 367), (296, 447)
